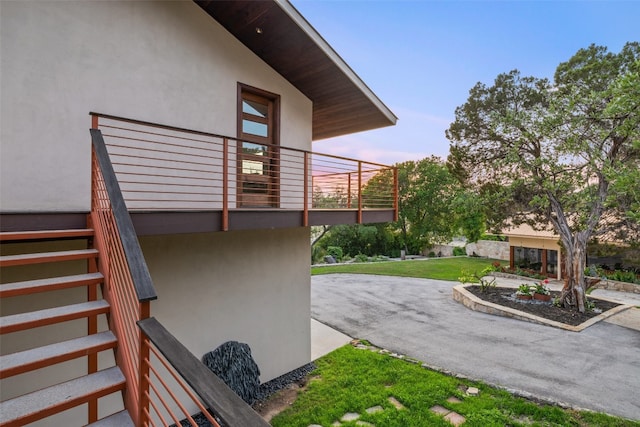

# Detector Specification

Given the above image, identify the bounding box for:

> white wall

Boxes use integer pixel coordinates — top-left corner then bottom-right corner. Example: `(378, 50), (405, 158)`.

(140, 227), (312, 382)
(0, 0), (312, 212)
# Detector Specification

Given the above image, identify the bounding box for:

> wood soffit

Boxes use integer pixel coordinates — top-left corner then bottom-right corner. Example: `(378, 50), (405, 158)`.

(195, 0), (397, 140)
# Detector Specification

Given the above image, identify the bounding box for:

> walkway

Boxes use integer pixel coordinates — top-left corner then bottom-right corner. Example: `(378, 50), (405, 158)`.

(311, 274), (640, 421)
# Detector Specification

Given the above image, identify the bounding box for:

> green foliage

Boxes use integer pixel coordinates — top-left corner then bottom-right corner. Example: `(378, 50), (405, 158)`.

(452, 246), (467, 256)
(312, 257), (501, 281)
(451, 191), (486, 243)
(446, 42), (640, 309)
(517, 284), (533, 296)
(354, 253), (369, 263)
(394, 157), (465, 252)
(272, 345), (639, 427)
(458, 267), (496, 291)
(609, 270), (640, 284)
(326, 246), (343, 261)
(317, 224), (399, 259)
(312, 245), (327, 264)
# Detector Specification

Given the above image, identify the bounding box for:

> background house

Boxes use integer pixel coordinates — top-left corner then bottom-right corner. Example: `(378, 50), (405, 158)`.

(0, 1), (397, 425)
(503, 224), (562, 279)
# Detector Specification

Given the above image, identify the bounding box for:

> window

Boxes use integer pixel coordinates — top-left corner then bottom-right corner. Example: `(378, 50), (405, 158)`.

(237, 84), (280, 207)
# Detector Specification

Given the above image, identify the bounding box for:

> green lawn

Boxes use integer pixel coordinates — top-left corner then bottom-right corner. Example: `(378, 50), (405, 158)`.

(311, 257), (500, 281)
(271, 344), (639, 427)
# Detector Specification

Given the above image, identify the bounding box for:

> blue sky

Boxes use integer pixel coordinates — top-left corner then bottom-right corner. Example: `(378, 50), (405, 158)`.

(292, 0), (640, 164)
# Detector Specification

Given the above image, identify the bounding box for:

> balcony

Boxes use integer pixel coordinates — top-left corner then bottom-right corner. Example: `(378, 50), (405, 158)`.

(91, 113), (398, 235)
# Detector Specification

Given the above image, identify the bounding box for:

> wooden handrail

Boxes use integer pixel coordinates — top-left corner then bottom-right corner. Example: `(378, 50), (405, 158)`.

(137, 317), (270, 427)
(90, 128), (157, 302)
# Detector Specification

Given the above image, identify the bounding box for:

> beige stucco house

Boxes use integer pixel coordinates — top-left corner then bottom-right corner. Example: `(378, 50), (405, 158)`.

(503, 224), (562, 280)
(0, 1), (397, 425)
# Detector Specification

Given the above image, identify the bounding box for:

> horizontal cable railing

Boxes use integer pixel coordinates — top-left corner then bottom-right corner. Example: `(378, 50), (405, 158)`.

(138, 318), (270, 427)
(91, 124), (271, 426)
(91, 112), (397, 225)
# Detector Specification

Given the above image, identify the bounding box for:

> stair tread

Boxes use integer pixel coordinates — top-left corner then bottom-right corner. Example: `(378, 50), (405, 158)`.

(0, 366), (125, 425)
(1, 331), (117, 378)
(0, 229), (94, 242)
(85, 410), (134, 427)
(0, 272), (104, 297)
(0, 248), (99, 265)
(0, 300), (110, 333)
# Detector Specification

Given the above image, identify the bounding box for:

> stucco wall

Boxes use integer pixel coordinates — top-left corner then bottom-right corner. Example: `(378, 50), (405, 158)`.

(0, 0), (312, 212)
(139, 227), (312, 383)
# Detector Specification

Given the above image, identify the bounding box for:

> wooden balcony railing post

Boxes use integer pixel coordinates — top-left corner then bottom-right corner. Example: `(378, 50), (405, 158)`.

(138, 301), (151, 426)
(357, 161), (363, 224)
(222, 138), (229, 231)
(347, 172), (352, 209)
(393, 166), (399, 222)
(303, 152), (309, 226)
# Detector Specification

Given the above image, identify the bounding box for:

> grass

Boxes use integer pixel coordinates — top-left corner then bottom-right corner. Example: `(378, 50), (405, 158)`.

(311, 256), (500, 281)
(271, 345), (640, 427)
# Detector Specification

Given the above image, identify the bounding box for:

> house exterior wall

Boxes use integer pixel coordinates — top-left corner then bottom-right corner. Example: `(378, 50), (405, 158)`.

(1, 1), (315, 421)
(139, 227), (312, 383)
(509, 236), (562, 279)
(0, 0), (312, 212)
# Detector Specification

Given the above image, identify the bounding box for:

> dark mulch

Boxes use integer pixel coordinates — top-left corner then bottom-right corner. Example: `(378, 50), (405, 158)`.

(466, 286), (620, 326)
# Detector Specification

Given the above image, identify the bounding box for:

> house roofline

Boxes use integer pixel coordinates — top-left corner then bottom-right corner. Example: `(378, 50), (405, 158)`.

(196, 0), (397, 140)
(275, 0), (397, 126)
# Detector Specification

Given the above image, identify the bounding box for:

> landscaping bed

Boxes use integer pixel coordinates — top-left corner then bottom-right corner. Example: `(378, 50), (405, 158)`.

(465, 286), (620, 327)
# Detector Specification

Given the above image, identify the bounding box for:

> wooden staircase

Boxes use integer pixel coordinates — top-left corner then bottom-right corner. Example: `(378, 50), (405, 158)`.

(0, 228), (133, 426)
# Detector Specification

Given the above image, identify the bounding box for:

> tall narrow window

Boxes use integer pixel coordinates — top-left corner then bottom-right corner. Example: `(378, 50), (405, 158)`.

(237, 84), (280, 207)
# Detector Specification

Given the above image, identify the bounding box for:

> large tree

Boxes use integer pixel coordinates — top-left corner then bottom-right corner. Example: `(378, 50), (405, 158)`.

(446, 43), (640, 312)
(394, 157), (463, 253)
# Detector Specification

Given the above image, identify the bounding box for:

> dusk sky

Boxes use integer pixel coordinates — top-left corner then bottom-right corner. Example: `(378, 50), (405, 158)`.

(292, 0), (640, 165)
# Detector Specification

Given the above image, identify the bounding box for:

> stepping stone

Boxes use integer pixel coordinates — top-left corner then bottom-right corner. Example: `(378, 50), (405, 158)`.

(366, 405), (383, 414)
(430, 405), (451, 415)
(466, 387), (479, 396)
(388, 396), (405, 410)
(447, 396), (463, 403)
(444, 411), (466, 426)
(341, 412), (360, 422)
(332, 422), (342, 427)
(356, 422), (375, 426)
(308, 425), (323, 427)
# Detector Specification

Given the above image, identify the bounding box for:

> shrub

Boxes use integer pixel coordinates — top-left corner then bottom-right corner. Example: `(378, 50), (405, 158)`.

(453, 246), (466, 256)
(326, 246), (343, 261)
(428, 251), (436, 258)
(312, 246), (327, 265)
(354, 253), (369, 263)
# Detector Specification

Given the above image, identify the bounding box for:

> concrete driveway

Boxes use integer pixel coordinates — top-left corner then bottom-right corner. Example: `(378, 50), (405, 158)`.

(311, 274), (640, 421)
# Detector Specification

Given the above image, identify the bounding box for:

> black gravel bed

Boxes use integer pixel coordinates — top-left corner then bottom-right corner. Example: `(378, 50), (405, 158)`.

(466, 286), (620, 326)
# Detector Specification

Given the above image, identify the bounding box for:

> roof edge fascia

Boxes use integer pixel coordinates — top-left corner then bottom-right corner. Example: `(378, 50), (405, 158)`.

(275, 0), (398, 126)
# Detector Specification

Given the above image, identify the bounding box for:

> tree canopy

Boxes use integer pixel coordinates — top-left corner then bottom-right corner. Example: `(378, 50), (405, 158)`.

(446, 42), (640, 312)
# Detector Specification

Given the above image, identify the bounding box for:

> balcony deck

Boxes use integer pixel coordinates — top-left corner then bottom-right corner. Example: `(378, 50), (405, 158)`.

(93, 113), (397, 235)
(1, 114), (397, 235)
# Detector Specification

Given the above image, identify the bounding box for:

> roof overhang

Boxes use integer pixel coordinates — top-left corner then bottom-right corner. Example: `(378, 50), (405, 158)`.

(195, 0), (397, 140)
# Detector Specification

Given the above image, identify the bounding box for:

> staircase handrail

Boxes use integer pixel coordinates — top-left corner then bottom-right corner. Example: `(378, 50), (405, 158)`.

(90, 128), (157, 302)
(138, 317), (270, 427)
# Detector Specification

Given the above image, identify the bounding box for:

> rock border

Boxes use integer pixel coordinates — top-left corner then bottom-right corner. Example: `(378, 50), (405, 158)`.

(452, 284), (632, 332)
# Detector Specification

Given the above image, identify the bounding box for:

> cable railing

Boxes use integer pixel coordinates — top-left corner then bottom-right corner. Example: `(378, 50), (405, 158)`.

(91, 126), (269, 426)
(91, 112), (398, 228)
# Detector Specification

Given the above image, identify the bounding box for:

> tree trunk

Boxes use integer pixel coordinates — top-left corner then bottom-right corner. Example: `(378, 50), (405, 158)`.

(560, 235), (588, 313)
